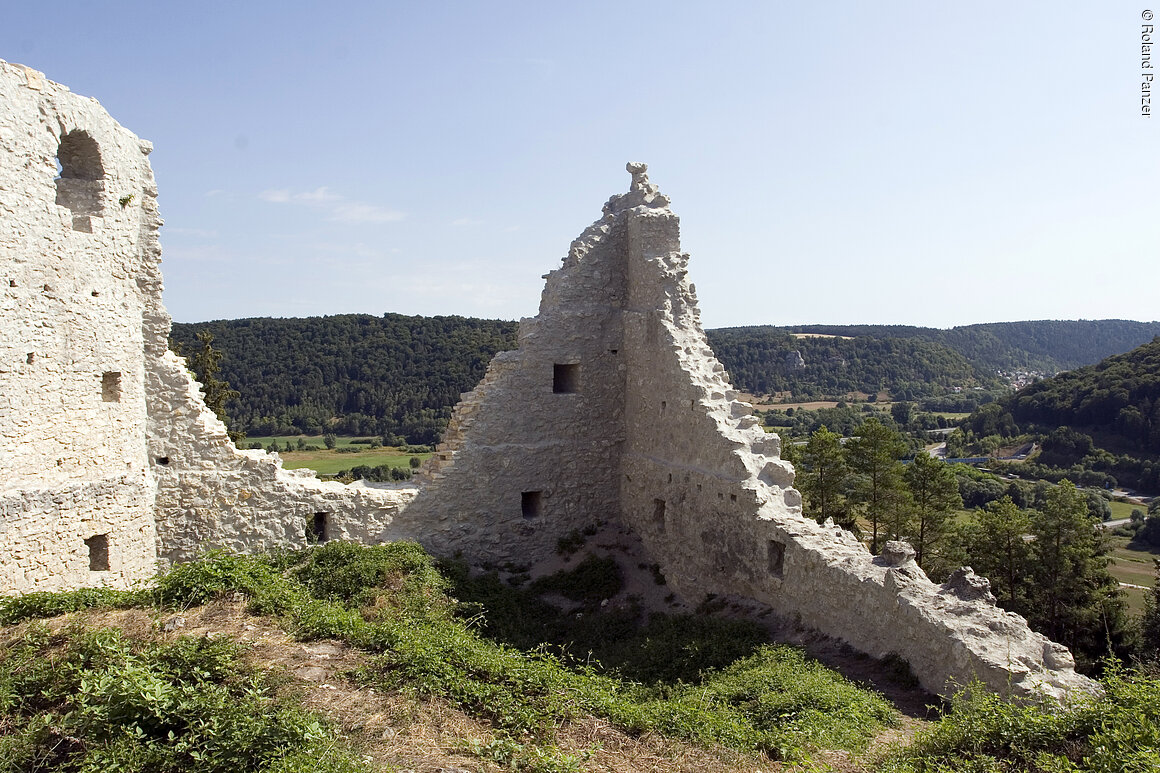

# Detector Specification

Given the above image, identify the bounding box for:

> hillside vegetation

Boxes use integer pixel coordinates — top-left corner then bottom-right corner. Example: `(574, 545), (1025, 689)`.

(788, 319), (1160, 373)
(172, 317), (1159, 444)
(706, 327), (997, 399)
(172, 314), (517, 444)
(959, 338), (1160, 492)
(2, 543), (1159, 772)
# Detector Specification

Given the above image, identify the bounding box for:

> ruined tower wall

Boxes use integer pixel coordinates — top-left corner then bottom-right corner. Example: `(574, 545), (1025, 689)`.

(145, 347), (416, 564)
(607, 170), (1089, 700)
(414, 163), (1092, 700)
(396, 213), (630, 562)
(0, 61), (415, 590)
(0, 62), (158, 591)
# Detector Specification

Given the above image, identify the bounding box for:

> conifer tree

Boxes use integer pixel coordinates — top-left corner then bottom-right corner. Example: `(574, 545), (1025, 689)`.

(183, 330), (243, 443)
(902, 452), (962, 571)
(846, 418), (909, 553)
(800, 425), (856, 534)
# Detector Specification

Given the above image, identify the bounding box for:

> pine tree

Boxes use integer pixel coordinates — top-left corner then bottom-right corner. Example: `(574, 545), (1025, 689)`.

(1030, 480), (1128, 663)
(183, 330), (243, 443)
(903, 452), (962, 572)
(958, 496), (1033, 613)
(800, 425), (857, 534)
(846, 418), (909, 552)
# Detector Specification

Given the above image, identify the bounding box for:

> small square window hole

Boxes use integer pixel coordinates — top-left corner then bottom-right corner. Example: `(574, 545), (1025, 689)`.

(86, 534), (110, 572)
(101, 371), (122, 402)
(553, 363), (579, 393)
(522, 491), (543, 519)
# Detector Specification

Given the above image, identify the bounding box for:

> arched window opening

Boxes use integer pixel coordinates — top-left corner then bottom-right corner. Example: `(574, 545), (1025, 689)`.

(55, 130), (105, 232)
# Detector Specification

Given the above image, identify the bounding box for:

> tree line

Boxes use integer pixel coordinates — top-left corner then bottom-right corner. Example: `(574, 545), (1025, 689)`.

(707, 328), (996, 399)
(787, 319), (1160, 373)
(786, 419), (1133, 669)
(171, 314), (519, 444)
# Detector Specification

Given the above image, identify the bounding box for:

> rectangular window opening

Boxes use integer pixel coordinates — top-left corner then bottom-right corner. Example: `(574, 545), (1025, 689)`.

(522, 491), (543, 519)
(86, 534), (110, 572)
(653, 498), (666, 528)
(768, 540), (786, 578)
(101, 371), (122, 402)
(311, 512), (329, 543)
(553, 363), (579, 393)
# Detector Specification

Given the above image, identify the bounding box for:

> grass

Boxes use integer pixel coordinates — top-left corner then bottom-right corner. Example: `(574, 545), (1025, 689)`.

(6, 543), (1160, 771)
(0, 622), (369, 772)
(245, 436), (432, 477)
(1106, 535), (1159, 614)
(1107, 499), (1146, 521)
(880, 666), (1160, 773)
(0, 544), (900, 770)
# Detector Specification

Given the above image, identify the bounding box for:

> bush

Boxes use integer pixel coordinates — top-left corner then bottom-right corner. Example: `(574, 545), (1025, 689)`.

(882, 666), (1160, 773)
(0, 625), (371, 772)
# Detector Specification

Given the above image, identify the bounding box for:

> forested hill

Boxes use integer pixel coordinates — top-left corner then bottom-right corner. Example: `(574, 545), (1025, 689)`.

(960, 337), (1160, 492)
(172, 315), (1160, 444)
(786, 320), (1160, 373)
(171, 314), (518, 444)
(705, 327), (996, 400)
(974, 337), (1160, 452)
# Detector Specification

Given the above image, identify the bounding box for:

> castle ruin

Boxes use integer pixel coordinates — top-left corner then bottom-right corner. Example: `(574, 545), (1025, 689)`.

(0, 61), (1092, 700)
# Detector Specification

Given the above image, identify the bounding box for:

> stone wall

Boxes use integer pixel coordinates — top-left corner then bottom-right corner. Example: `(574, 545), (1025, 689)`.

(0, 60), (415, 592)
(0, 61), (158, 591)
(411, 163), (1093, 700)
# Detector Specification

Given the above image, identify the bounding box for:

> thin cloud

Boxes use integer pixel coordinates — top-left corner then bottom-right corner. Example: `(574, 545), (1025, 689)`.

(332, 202), (405, 223)
(259, 186), (404, 223)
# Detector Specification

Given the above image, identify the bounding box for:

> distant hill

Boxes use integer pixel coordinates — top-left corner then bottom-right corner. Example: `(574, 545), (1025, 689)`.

(706, 327), (997, 400)
(172, 316), (1159, 444)
(786, 320), (1160, 374)
(960, 337), (1160, 492)
(171, 314), (518, 444)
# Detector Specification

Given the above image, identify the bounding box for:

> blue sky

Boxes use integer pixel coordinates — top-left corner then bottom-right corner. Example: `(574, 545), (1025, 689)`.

(5, 2), (1158, 328)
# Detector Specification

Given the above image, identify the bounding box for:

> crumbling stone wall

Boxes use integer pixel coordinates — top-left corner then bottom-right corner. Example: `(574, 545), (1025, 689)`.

(0, 62), (158, 591)
(0, 61), (415, 591)
(0, 62), (1093, 701)
(414, 163), (1092, 700)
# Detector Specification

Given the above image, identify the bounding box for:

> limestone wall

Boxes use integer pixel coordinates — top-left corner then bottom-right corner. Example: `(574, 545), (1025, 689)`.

(399, 199), (630, 562)
(0, 60), (415, 591)
(0, 61), (158, 591)
(414, 163), (1092, 700)
(146, 347), (416, 564)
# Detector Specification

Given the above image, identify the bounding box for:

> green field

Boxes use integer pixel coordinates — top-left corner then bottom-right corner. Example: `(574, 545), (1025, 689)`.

(246, 435), (432, 477)
(1108, 499), (1149, 520)
(1106, 535), (1158, 614)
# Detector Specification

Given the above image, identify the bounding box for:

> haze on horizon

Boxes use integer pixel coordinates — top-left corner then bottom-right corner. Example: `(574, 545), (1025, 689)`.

(4, 2), (1158, 329)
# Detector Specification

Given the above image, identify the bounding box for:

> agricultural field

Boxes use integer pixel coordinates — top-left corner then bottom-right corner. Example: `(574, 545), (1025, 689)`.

(1106, 535), (1159, 614)
(245, 436), (432, 477)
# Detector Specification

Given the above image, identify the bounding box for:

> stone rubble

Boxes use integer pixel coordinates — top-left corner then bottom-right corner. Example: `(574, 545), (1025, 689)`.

(0, 62), (1093, 700)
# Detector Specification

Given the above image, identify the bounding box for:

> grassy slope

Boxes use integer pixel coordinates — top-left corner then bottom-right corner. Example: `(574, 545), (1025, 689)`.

(0, 544), (899, 772)
(4, 543), (1159, 772)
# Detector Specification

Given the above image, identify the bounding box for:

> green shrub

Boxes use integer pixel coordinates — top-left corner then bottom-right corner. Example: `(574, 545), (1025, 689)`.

(882, 666), (1160, 773)
(529, 554), (622, 605)
(0, 624), (370, 772)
